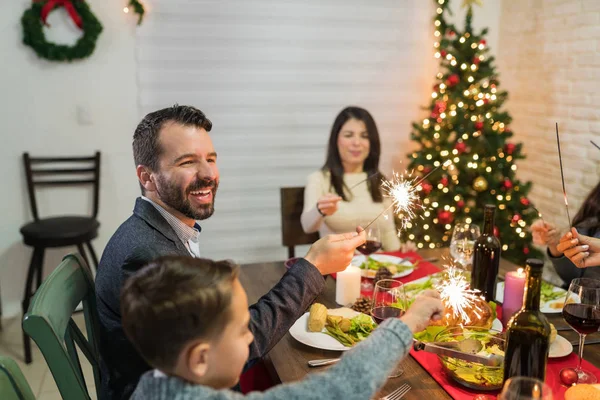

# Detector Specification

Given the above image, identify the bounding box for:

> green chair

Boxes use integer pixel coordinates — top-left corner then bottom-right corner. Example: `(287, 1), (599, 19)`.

(0, 355), (36, 400)
(23, 253), (101, 400)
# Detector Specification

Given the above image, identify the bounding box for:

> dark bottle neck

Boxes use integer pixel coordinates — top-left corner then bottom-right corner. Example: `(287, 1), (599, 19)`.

(523, 267), (543, 311)
(482, 207), (496, 235)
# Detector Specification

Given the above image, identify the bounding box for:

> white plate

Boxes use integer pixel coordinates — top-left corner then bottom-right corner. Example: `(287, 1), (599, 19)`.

(289, 308), (368, 351)
(495, 282), (567, 313)
(549, 335), (573, 358)
(351, 254), (414, 279)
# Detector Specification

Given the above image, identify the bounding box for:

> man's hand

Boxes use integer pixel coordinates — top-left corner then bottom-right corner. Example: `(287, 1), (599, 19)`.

(531, 219), (562, 256)
(400, 289), (443, 333)
(316, 194), (343, 217)
(304, 227), (366, 275)
(557, 228), (600, 268)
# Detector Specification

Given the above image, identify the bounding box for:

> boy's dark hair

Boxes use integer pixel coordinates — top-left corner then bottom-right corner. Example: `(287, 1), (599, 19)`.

(132, 104), (213, 193)
(121, 256), (239, 371)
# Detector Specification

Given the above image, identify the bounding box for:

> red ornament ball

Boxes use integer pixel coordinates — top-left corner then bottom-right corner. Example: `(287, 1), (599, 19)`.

(480, 39), (487, 45)
(473, 57), (481, 65)
(503, 179), (513, 190)
(511, 214), (521, 223)
(505, 143), (516, 155)
(456, 200), (465, 208)
(474, 121), (484, 130)
(438, 210), (454, 225)
(560, 367), (578, 386)
(523, 246), (530, 255)
(420, 182), (433, 195)
(440, 176), (449, 187)
(520, 197), (530, 206)
(483, 98), (490, 104)
(493, 226), (500, 238)
(440, 50), (447, 57)
(422, 166), (432, 175)
(447, 74), (460, 86)
(454, 142), (467, 154)
(447, 30), (455, 37)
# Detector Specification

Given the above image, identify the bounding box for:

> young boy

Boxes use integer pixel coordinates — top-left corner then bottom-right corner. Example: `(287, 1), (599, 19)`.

(122, 256), (443, 400)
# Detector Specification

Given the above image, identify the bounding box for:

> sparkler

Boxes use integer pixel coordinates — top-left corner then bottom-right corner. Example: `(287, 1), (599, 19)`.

(531, 206), (546, 226)
(555, 123), (571, 226)
(591, 140), (600, 151)
(435, 264), (484, 325)
(348, 171), (381, 191)
(362, 160), (452, 231)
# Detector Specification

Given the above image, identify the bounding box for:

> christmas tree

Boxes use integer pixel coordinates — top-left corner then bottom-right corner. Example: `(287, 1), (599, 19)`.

(402, 0), (542, 265)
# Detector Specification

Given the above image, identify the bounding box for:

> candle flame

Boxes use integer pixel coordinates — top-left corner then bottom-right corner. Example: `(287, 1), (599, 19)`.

(517, 267), (524, 276)
(435, 265), (484, 325)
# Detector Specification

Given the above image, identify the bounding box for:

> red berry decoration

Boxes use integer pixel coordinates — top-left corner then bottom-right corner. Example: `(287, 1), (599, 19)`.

(422, 166), (432, 175)
(420, 182), (433, 195)
(503, 178), (513, 190)
(440, 176), (449, 187)
(437, 210), (454, 225)
(480, 39), (487, 45)
(493, 226), (500, 238)
(457, 200), (465, 208)
(454, 142), (467, 154)
(473, 56), (481, 65)
(523, 246), (530, 255)
(511, 214), (521, 223)
(440, 50), (447, 57)
(447, 30), (455, 37)
(447, 74), (460, 86)
(474, 121), (484, 130)
(560, 367), (578, 386)
(505, 143), (516, 155)
(483, 98), (490, 104)
(520, 197), (530, 206)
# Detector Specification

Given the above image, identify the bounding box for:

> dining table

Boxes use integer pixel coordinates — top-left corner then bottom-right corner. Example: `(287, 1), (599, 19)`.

(238, 248), (600, 399)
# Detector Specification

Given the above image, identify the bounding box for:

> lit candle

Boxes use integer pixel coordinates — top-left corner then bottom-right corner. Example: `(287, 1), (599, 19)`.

(502, 268), (526, 326)
(336, 266), (361, 306)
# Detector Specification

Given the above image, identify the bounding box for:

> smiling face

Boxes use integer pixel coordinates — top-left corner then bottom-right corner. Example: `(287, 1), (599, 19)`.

(336, 118), (370, 173)
(147, 122), (219, 223)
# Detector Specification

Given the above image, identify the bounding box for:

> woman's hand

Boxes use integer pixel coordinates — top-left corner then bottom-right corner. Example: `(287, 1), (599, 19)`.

(556, 228), (600, 268)
(316, 193), (343, 216)
(531, 219), (562, 256)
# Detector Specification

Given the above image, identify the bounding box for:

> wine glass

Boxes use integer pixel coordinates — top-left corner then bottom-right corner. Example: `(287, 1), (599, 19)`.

(356, 220), (382, 256)
(560, 278), (600, 384)
(371, 279), (406, 377)
(499, 377), (553, 400)
(449, 222), (480, 269)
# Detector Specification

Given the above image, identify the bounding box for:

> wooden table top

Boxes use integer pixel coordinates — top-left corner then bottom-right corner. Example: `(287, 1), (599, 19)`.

(238, 248), (600, 399)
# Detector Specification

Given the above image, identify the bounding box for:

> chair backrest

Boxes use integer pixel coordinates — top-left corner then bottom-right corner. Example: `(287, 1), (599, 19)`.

(280, 187), (319, 258)
(0, 356), (36, 400)
(22, 253), (101, 400)
(23, 152), (101, 220)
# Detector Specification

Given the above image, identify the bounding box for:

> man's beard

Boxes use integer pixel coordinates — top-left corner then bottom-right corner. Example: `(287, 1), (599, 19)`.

(155, 174), (218, 220)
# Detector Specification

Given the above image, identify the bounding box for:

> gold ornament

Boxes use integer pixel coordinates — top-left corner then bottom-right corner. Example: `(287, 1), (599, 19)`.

(473, 176), (488, 192)
(462, 0), (483, 8)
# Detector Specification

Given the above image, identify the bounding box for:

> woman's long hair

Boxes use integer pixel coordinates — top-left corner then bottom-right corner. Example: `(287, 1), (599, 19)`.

(322, 106), (383, 202)
(572, 181), (600, 236)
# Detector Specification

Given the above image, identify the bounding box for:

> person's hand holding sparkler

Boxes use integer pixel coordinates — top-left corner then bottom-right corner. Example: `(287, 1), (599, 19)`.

(531, 219), (562, 257)
(435, 266), (485, 325)
(557, 228), (600, 268)
(400, 289), (443, 333)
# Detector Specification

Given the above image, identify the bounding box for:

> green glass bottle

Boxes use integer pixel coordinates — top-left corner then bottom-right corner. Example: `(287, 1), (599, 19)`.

(503, 258), (551, 382)
(471, 204), (501, 301)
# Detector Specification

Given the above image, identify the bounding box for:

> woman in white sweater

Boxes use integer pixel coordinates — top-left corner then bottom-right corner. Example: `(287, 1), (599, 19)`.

(301, 106), (401, 251)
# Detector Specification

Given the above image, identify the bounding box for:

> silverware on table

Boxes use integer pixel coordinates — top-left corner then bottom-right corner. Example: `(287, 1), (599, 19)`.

(307, 358), (340, 367)
(381, 383), (411, 400)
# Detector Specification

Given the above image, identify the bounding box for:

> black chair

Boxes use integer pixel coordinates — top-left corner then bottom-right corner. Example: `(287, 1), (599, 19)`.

(280, 187), (319, 258)
(20, 152), (101, 364)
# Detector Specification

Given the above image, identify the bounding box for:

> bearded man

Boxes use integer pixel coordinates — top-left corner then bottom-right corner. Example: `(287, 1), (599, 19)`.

(95, 105), (365, 400)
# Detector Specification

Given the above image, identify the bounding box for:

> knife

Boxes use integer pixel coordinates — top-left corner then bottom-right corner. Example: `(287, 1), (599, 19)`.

(413, 340), (504, 367)
(308, 358), (340, 367)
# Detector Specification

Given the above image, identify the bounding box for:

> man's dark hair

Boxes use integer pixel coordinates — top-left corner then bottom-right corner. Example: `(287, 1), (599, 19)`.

(121, 256), (239, 371)
(133, 104), (213, 175)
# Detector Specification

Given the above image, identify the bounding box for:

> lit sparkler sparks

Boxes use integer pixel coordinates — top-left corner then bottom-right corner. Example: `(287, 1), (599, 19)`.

(435, 265), (484, 325)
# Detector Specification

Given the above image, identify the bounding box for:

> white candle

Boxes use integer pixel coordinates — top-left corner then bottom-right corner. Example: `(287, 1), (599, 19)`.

(336, 266), (361, 306)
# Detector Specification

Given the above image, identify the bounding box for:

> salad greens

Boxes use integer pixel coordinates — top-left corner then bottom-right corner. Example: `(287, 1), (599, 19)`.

(324, 314), (377, 347)
(540, 281), (566, 303)
(358, 257), (413, 274)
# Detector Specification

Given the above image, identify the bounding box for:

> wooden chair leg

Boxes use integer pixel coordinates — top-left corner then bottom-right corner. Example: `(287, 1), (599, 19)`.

(22, 247), (44, 364)
(287, 247), (294, 259)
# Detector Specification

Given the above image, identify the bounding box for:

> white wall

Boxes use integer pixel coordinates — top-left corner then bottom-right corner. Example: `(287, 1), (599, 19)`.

(0, 1), (500, 318)
(0, 1), (138, 318)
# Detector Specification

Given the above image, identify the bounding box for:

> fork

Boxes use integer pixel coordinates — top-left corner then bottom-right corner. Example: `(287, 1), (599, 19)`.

(380, 383), (411, 400)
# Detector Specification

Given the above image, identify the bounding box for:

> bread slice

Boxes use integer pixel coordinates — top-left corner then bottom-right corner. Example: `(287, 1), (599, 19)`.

(565, 383), (600, 400)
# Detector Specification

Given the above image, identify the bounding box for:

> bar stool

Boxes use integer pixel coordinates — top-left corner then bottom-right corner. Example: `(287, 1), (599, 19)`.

(20, 152), (101, 364)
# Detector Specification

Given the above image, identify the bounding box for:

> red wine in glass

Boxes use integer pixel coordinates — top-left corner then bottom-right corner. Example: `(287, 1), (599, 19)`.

(563, 303), (600, 335)
(357, 240), (382, 255)
(371, 306), (403, 324)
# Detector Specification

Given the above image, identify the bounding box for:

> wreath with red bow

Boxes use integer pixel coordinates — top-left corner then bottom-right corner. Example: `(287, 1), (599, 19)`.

(21, 0), (103, 62)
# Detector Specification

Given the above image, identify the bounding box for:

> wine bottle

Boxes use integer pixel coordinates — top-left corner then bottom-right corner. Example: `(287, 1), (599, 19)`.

(503, 258), (551, 382)
(471, 204), (501, 301)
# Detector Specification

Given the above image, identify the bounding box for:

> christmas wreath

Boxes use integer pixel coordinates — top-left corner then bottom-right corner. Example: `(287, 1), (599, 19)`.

(21, 0), (103, 62)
